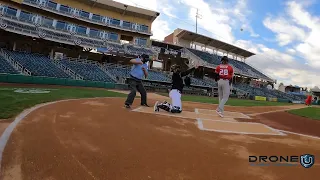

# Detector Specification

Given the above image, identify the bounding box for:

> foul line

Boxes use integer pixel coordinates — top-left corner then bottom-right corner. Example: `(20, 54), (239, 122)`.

(248, 106), (305, 116)
(194, 108), (199, 114)
(276, 130), (320, 140)
(0, 97), (118, 171)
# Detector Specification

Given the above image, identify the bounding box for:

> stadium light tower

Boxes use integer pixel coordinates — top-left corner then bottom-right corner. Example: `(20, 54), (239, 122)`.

(195, 8), (202, 34)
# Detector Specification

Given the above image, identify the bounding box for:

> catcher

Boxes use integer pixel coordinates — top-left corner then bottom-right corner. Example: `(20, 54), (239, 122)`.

(154, 64), (198, 113)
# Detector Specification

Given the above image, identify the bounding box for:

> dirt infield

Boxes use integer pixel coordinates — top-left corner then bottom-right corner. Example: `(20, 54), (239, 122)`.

(245, 112), (320, 137)
(1, 97), (320, 180)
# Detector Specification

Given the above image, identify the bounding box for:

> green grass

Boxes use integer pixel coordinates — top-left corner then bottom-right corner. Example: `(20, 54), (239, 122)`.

(288, 107), (320, 120)
(158, 93), (292, 107)
(0, 87), (127, 119)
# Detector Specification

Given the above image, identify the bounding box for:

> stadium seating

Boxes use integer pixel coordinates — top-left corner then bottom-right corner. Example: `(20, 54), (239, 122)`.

(187, 48), (272, 80)
(105, 64), (171, 82)
(233, 83), (306, 101)
(60, 59), (115, 82)
(4, 50), (70, 78)
(190, 77), (217, 87)
(0, 56), (19, 74)
(188, 48), (221, 65)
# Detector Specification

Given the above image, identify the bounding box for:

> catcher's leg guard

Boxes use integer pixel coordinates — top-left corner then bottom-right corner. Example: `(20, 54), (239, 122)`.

(157, 102), (171, 112)
(170, 106), (182, 113)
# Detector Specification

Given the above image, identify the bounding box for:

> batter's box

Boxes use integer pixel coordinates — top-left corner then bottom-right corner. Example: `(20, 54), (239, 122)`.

(195, 108), (251, 119)
(132, 106), (236, 121)
(197, 119), (285, 136)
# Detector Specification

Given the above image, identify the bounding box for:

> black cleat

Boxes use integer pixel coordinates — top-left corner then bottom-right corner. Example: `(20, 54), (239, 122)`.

(141, 104), (150, 107)
(124, 104), (131, 108)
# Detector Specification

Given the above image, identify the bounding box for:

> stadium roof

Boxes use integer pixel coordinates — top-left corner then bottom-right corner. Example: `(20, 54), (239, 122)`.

(82, 0), (160, 21)
(151, 40), (184, 50)
(175, 29), (255, 58)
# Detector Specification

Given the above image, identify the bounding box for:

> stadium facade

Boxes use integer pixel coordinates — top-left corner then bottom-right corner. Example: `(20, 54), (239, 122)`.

(0, 0), (307, 102)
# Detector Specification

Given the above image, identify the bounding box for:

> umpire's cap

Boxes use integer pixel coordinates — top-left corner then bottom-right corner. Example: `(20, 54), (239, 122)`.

(221, 56), (228, 62)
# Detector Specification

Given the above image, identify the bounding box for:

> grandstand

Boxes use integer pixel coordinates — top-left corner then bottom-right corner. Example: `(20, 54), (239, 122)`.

(0, 0), (307, 102)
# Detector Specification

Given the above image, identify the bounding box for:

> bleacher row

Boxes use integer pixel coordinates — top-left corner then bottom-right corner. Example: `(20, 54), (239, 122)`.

(188, 48), (270, 80)
(0, 49), (306, 101)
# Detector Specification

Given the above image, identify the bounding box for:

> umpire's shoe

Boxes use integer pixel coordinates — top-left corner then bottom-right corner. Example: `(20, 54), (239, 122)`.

(141, 103), (150, 107)
(124, 104), (131, 109)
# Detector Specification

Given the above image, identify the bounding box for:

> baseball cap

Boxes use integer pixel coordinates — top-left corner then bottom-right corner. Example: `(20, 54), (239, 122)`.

(140, 54), (150, 61)
(221, 56), (228, 62)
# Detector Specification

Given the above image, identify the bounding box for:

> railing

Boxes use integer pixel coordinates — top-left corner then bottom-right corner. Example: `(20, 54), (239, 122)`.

(2, 16), (154, 58)
(183, 48), (216, 68)
(98, 64), (117, 82)
(0, 49), (31, 76)
(52, 59), (84, 80)
(245, 61), (274, 82)
(21, 0), (153, 35)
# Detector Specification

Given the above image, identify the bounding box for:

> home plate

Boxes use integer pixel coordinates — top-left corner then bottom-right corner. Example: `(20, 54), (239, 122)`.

(197, 119), (285, 135)
(132, 106), (236, 121)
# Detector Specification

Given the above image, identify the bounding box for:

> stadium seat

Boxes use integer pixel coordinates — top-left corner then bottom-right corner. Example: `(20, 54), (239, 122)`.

(0, 56), (19, 74)
(60, 59), (115, 82)
(4, 50), (70, 78)
(105, 64), (171, 82)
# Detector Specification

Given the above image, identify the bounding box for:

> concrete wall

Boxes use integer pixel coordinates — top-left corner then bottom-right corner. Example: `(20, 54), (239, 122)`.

(164, 33), (173, 43)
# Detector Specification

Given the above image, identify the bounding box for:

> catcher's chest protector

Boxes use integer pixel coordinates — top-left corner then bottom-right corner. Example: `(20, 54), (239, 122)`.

(184, 76), (191, 86)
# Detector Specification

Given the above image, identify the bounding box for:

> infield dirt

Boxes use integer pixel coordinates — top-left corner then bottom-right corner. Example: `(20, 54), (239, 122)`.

(1, 97), (319, 180)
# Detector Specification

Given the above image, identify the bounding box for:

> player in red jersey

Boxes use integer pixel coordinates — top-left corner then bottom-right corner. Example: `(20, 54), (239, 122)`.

(215, 56), (234, 117)
(305, 95), (312, 106)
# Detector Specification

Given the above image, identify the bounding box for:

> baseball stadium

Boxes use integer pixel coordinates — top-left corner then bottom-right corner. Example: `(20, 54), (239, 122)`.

(0, 0), (319, 179)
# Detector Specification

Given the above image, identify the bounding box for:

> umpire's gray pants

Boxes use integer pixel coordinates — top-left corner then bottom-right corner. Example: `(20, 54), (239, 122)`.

(217, 79), (231, 113)
(125, 77), (147, 105)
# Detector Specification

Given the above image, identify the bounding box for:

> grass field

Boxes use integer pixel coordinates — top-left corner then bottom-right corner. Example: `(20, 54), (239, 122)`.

(288, 107), (320, 120)
(0, 87), (293, 119)
(158, 93), (292, 106)
(0, 87), (126, 119)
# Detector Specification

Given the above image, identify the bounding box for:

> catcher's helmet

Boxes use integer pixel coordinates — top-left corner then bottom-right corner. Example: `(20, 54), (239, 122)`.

(170, 64), (180, 72)
(221, 56), (228, 63)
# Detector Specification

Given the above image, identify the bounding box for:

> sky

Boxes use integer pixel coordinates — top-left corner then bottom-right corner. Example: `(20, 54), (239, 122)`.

(114, 0), (320, 89)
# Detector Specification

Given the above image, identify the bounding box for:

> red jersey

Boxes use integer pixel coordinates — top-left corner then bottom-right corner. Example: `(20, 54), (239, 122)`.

(215, 64), (234, 80)
(306, 95), (312, 101)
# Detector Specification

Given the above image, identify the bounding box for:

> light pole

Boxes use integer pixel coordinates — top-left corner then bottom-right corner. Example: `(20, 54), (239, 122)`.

(195, 8), (202, 34)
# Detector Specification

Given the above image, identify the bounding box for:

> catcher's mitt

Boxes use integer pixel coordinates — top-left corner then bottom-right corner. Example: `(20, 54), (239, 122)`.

(213, 72), (220, 82)
(184, 76), (191, 86)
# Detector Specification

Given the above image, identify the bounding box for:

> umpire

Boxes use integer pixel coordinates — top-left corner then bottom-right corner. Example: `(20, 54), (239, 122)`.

(124, 54), (150, 108)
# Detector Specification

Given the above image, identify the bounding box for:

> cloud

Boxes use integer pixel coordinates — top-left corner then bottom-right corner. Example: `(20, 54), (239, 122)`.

(180, 0), (234, 43)
(286, 48), (296, 54)
(263, 1), (320, 69)
(263, 16), (307, 46)
(114, 0), (319, 88)
(151, 18), (171, 41)
(238, 40), (320, 88)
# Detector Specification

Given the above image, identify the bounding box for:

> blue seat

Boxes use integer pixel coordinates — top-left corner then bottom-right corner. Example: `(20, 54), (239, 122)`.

(60, 59), (115, 82)
(0, 56), (19, 74)
(4, 50), (70, 78)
